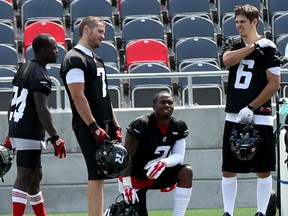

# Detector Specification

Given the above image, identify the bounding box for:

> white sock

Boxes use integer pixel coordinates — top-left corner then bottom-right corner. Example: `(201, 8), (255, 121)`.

(173, 187), (192, 216)
(257, 175), (272, 214)
(222, 176), (237, 216)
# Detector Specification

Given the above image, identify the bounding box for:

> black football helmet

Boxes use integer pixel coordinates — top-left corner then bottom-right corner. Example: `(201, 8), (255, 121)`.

(230, 123), (262, 161)
(95, 140), (129, 178)
(0, 144), (14, 182)
(104, 194), (138, 216)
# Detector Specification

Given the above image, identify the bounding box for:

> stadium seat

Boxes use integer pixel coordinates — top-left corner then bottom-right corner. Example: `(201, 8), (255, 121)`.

(23, 20), (66, 55)
(276, 34), (288, 58)
(166, 0), (211, 25)
(172, 16), (215, 50)
(0, 0), (14, 27)
(105, 64), (121, 108)
(178, 62), (224, 105)
(0, 22), (16, 47)
(0, 66), (16, 111)
(69, 0), (113, 28)
(271, 13), (288, 42)
(45, 64), (67, 110)
(218, 0), (261, 25)
(175, 37), (219, 71)
(105, 64), (120, 86)
(121, 17), (165, 48)
(0, 44), (18, 68)
(120, 0), (162, 25)
(266, 0), (288, 25)
(20, 0), (64, 28)
(93, 41), (118, 68)
(125, 39), (169, 72)
(128, 63), (172, 108)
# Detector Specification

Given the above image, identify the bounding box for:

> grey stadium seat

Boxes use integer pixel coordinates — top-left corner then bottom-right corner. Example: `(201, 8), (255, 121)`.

(172, 16), (215, 50)
(69, 0), (113, 28)
(175, 37), (219, 71)
(128, 63), (172, 108)
(21, 0), (64, 28)
(120, 0), (162, 25)
(121, 17), (165, 48)
(178, 62), (224, 105)
(0, 22), (16, 47)
(0, 44), (18, 68)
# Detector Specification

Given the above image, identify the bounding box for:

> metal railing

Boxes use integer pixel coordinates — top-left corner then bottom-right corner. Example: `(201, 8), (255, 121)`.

(1, 68), (287, 109)
(0, 76), (62, 110)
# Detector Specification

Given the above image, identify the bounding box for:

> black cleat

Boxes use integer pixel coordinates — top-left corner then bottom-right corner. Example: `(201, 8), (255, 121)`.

(223, 213), (231, 216)
(255, 212), (265, 216)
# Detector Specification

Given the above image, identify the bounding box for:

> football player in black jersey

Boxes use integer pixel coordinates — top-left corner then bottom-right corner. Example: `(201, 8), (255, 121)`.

(220, 5), (282, 216)
(7, 33), (66, 216)
(118, 91), (193, 216)
(60, 16), (122, 216)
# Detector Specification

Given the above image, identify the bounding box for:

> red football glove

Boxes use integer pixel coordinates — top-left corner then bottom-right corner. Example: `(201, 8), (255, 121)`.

(47, 135), (66, 159)
(115, 127), (122, 142)
(89, 122), (110, 144)
(146, 160), (166, 179)
(122, 177), (139, 204)
(3, 136), (13, 150)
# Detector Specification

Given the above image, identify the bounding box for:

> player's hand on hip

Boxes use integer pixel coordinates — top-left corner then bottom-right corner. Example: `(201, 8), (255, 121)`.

(47, 135), (66, 159)
(89, 122), (110, 144)
(115, 127), (122, 142)
(146, 160), (166, 179)
(254, 38), (276, 49)
(236, 106), (254, 124)
(122, 176), (139, 204)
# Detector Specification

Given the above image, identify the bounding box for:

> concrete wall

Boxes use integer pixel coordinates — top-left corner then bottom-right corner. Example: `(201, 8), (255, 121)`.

(0, 106), (277, 214)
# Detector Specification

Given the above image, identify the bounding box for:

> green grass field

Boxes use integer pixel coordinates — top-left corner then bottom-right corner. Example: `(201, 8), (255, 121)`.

(3, 208), (259, 216)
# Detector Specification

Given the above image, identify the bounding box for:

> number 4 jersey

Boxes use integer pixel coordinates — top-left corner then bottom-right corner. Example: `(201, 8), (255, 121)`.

(8, 59), (52, 140)
(222, 36), (281, 115)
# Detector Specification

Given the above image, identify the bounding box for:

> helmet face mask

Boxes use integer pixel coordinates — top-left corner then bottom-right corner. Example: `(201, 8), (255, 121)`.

(230, 123), (262, 161)
(104, 194), (138, 216)
(0, 144), (13, 182)
(95, 140), (129, 178)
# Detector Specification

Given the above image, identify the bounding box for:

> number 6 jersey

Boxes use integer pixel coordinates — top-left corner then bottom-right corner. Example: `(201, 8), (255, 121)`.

(8, 59), (52, 140)
(222, 36), (282, 115)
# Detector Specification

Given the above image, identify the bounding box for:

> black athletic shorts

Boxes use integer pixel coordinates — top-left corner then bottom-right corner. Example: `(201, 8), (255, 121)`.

(74, 121), (117, 180)
(142, 164), (188, 190)
(16, 150), (42, 170)
(222, 121), (276, 173)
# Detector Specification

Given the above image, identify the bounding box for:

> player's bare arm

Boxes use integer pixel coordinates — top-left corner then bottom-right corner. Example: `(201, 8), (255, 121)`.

(122, 133), (139, 176)
(223, 44), (256, 67)
(249, 70), (280, 109)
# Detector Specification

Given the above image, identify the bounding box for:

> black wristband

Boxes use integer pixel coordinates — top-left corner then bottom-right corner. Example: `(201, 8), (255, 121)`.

(88, 122), (98, 129)
(49, 135), (59, 143)
(247, 105), (255, 113)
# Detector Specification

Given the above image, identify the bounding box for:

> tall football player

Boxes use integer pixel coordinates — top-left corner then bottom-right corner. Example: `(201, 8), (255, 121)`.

(119, 91), (193, 216)
(7, 33), (66, 216)
(220, 4), (281, 216)
(60, 16), (122, 216)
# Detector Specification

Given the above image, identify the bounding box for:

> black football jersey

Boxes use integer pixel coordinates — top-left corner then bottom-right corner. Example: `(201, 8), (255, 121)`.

(127, 113), (189, 180)
(9, 59), (52, 140)
(222, 37), (282, 115)
(60, 48), (113, 129)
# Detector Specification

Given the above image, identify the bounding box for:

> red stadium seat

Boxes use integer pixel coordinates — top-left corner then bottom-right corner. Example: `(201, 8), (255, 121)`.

(23, 20), (66, 55)
(125, 39), (169, 72)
